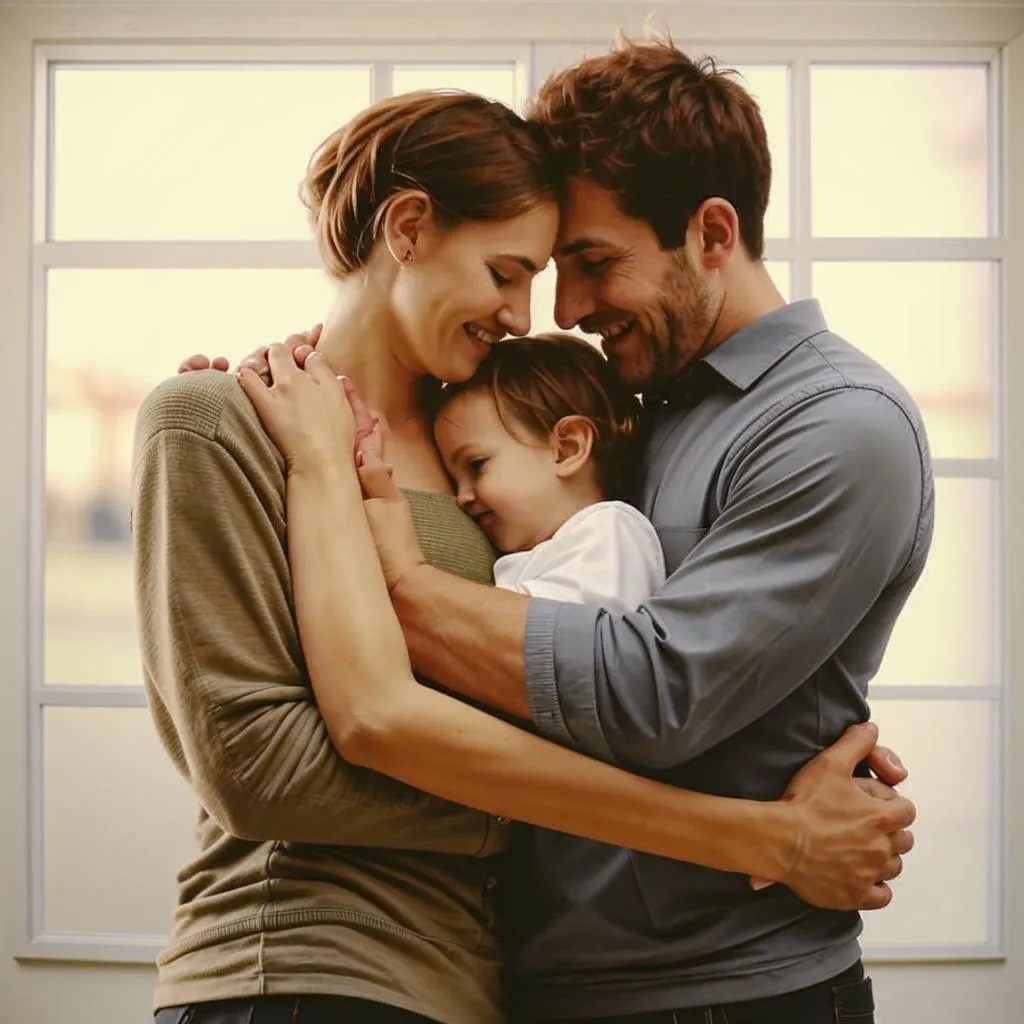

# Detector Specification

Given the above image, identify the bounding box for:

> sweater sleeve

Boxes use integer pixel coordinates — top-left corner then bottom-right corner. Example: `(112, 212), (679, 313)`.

(130, 371), (504, 854)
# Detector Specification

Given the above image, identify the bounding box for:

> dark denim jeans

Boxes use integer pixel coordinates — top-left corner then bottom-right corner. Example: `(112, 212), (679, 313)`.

(540, 961), (874, 1024)
(154, 995), (436, 1024)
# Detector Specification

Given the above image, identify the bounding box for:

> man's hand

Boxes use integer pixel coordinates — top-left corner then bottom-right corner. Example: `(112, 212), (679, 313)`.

(176, 324), (322, 380)
(864, 742), (908, 786)
(777, 722), (916, 911)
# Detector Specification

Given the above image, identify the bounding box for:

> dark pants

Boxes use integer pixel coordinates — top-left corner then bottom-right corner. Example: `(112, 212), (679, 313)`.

(154, 996), (436, 1024)
(537, 961), (873, 1024)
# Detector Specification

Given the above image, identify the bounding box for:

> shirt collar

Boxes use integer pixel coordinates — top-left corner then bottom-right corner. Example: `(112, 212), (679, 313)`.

(701, 298), (829, 392)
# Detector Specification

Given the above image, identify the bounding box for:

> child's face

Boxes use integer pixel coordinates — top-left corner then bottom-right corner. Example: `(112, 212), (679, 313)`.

(434, 389), (564, 554)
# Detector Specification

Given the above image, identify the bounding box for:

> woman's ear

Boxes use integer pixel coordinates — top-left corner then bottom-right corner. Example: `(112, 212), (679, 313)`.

(552, 415), (596, 480)
(381, 189), (436, 266)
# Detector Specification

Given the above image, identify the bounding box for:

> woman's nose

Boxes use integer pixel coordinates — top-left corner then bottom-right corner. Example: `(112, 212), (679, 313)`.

(497, 301), (531, 338)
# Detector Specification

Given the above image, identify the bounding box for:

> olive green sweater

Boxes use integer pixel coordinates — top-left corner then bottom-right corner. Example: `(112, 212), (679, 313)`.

(131, 370), (507, 1023)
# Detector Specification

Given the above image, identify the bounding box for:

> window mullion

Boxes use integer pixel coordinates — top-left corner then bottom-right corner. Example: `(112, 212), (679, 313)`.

(792, 57), (811, 300)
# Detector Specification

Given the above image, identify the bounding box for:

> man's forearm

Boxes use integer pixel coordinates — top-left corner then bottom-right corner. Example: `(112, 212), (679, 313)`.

(391, 564), (532, 720)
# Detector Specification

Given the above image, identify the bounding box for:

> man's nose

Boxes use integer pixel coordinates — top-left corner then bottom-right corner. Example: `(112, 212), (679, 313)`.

(554, 278), (596, 331)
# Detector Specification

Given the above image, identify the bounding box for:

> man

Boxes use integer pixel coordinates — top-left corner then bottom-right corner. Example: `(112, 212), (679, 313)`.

(357, 37), (933, 1024)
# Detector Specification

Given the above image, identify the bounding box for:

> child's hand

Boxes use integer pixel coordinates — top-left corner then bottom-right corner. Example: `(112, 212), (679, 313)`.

(339, 375), (425, 591)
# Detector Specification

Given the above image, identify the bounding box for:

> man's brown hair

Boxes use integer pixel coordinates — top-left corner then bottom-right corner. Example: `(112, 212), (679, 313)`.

(439, 334), (643, 500)
(528, 35), (771, 258)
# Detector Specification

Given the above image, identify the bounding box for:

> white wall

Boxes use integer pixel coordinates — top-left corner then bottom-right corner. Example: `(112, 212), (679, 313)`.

(2, 3), (1023, 1022)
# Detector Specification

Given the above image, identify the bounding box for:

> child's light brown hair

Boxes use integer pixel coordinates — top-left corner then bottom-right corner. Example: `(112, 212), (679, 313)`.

(439, 333), (644, 500)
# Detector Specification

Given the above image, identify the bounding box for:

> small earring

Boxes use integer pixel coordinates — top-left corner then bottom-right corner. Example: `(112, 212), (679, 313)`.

(403, 251), (414, 263)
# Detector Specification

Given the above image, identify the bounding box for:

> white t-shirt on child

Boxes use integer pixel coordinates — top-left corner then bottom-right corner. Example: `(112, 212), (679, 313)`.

(492, 500), (667, 611)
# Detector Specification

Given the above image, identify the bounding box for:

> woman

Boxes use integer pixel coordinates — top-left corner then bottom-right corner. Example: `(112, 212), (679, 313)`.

(153, 90), (911, 1024)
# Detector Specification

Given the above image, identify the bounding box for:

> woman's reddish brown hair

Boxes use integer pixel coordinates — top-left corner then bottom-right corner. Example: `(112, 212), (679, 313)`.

(302, 90), (563, 279)
(527, 35), (772, 258)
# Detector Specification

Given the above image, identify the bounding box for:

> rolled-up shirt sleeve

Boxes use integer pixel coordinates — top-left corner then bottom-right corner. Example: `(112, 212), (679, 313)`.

(524, 387), (928, 770)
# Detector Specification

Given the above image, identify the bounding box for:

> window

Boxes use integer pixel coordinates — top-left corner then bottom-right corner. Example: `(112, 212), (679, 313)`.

(29, 40), (1005, 964)
(805, 62), (1002, 956)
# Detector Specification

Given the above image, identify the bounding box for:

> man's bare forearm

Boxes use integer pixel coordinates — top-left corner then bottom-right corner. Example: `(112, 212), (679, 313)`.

(391, 564), (532, 719)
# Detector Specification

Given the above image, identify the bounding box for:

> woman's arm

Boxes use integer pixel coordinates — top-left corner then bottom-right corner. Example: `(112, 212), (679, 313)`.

(131, 371), (505, 853)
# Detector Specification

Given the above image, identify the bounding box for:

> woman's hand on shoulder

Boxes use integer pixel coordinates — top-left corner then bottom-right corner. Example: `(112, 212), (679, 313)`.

(238, 343), (357, 478)
(176, 324), (322, 382)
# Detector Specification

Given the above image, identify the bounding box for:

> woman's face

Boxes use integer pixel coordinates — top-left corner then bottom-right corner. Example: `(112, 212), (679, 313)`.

(390, 202), (559, 383)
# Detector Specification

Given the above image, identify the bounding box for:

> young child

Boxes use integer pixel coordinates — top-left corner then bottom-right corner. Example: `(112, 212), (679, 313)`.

(430, 332), (666, 612)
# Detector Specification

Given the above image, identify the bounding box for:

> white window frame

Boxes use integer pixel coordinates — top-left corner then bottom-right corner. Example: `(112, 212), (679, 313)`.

(3, 5), (1016, 971)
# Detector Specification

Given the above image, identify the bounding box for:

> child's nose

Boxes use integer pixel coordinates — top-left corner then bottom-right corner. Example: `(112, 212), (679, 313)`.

(456, 483), (475, 510)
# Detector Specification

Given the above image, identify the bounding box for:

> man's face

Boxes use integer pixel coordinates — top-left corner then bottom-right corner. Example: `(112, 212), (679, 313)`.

(552, 176), (719, 393)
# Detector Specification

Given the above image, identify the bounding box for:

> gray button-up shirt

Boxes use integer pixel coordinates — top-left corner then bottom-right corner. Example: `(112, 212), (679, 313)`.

(511, 300), (934, 1018)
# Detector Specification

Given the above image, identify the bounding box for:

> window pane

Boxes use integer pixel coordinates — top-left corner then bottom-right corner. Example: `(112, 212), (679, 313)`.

(734, 66), (790, 239)
(811, 66), (988, 238)
(45, 268), (337, 685)
(392, 64), (517, 107)
(766, 261), (790, 301)
(813, 262), (995, 459)
(43, 706), (196, 935)
(52, 66), (372, 241)
(872, 478), (996, 688)
(860, 700), (992, 948)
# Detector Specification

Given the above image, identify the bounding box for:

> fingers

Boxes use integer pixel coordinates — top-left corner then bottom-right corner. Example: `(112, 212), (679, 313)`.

(358, 452), (400, 501)
(236, 366), (272, 416)
(878, 853), (904, 882)
(266, 342), (301, 385)
(852, 777), (899, 801)
(881, 794), (917, 830)
(822, 722), (879, 773)
(865, 743), (908, 786)
(279, 326), (321, 359)
(891, 828), (915, 856)
(859, 882), (893, 912)
(239, 346), (270, 381)
(301, 350), (336, 384)
(339, 375), (376, 444)
(178, 354), (212, 373)
(237, 325), (318, 383)
(362, 420), (387, 465)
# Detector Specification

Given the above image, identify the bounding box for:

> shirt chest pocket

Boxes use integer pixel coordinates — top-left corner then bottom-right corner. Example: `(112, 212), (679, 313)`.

(651, 525), (708, 574)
